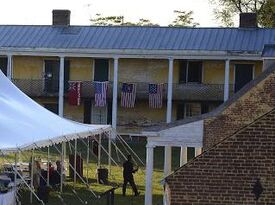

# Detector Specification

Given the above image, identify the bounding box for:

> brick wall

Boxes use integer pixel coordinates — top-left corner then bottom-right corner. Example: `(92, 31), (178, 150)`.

(204, 69), (275, 150)
(166, 108), (275, 204)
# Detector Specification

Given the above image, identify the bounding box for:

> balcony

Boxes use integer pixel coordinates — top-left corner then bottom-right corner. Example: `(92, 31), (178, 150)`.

(12, 79), (234, 101)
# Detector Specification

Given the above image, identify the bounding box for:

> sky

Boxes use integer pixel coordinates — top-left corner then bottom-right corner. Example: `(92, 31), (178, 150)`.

(0, 0), (220, 27)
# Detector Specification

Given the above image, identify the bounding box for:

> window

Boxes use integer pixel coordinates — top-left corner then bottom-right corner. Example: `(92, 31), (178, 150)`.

(179, 60), (202, 83)
(94, 59), (109, 81)
(176, 102), (201, 120)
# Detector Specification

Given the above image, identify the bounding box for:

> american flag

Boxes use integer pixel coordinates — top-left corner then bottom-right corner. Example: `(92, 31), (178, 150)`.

(94, 81), (108, 107)
(68, 81), (82, 106)
(149, 83), (164, 108)
(121, 83), (136, 108)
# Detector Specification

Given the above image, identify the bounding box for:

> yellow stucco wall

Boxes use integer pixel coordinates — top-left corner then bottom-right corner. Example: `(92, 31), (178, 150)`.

(203, 61), (225, 84)
(69, 58), (93, 81)
(117, 59), (169, 83)
(13, 56), (44, 79)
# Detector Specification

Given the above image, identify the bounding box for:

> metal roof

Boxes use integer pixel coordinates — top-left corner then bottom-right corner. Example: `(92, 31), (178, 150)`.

(262, 45), (275, 57)
(0, 25), (274, 52)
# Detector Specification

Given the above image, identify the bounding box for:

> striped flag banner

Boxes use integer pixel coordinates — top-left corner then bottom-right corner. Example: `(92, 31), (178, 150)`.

(121, 83), (136, 108)
(149, 83), (164, 108)
(68, 81), (82, 106)
(94, 81), (108, 107)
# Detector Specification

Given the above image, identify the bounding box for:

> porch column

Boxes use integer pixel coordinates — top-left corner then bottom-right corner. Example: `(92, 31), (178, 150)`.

(180, 146), (188, 167)
(224, 59), (230, 102)
(58, 56), (65, 116)
(166, 58), (174, 123)
(164, 146), (172, 176)
(112, 57), (119, 135)
(145, 144), (155, 205)
(7, 54), (13, 80)
(195, 147), (202, 157)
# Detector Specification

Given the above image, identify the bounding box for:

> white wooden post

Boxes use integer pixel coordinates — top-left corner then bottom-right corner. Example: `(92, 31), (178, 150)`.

(59, 56), (65, 116)
(224, 59), (230, 102)
(112, 57), (119, 134)
(164, 146), (172, 176)
(164, 58), (173, 205)
(145, 144), (154, 205)
(7, 54), (13, 80)
(180, 146), (188, 167)
(166, 58), (174, 123)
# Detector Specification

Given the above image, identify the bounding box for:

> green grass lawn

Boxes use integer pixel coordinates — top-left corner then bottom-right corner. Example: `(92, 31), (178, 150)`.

(0, 140), (188, 205)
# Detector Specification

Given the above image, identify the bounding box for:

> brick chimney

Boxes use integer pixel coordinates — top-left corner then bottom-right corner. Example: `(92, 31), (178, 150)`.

(239, 13), (257, 28)
(52, 10), (70, 26)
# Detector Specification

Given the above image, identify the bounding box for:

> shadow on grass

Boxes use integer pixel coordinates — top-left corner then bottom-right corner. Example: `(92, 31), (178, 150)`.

(19, 182), (163, 205)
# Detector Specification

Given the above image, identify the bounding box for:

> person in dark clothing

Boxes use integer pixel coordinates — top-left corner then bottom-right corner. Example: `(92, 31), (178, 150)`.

(122, 155), (139, 196)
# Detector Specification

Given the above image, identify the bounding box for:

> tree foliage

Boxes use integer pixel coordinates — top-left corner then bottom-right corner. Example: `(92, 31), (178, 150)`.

(169, 10), (199, 27)
(90, 10), (198, 27)
(90, 14), (159, 26)
(210, 0), (275, 27)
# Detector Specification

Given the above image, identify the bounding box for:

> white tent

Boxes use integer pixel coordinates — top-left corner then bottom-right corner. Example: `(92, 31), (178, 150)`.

(0, 71), (111, 152)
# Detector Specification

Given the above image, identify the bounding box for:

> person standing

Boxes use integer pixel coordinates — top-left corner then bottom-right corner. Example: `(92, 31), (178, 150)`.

(122, 155), (139, 196)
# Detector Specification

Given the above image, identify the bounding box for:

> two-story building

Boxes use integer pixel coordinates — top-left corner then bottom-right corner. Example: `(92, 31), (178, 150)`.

(0, 10), (274, 138)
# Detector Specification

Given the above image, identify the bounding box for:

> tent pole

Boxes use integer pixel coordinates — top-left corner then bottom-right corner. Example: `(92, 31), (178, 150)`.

(108, 132), (112, 175)
(74, 139), (77, 188)
(47, 146), (50, 186)
(60, 142), (65, 193)
(83, 135), (119, 167)
(98, 134), (101, 168)
(50, 138), (98, 198)
(30, 148), (34, 204)
(86, 138), (90, 184)
(14, 152), (18, 202)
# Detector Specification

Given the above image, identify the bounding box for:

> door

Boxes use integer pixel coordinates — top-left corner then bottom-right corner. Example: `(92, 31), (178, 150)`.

(234, 64), (253, 93)
(44, 60), (59, 93)
(94, 59), (109, 81)
(91, 101), (107, 124)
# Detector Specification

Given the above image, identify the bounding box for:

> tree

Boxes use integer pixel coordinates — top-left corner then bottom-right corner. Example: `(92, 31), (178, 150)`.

(169, 10), (199, 27)
(90, 14), (159, 26)
(210, 0), (275, 27)
(90, 14), (124, 26)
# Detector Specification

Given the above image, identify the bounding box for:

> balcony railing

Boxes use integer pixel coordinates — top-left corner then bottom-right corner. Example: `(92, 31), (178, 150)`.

(12, 79), (234, 101)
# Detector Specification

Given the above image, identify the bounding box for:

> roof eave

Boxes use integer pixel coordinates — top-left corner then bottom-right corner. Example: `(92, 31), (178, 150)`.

(0, 47), (263, 60)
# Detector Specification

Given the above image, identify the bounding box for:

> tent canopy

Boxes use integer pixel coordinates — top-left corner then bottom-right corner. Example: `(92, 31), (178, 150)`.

(0, 71), (111, 151)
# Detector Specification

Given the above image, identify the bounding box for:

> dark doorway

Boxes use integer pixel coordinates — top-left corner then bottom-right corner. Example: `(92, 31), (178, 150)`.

(94, 59), (109, 81)
(44, 60), (60, 93)
(0, 57), (7, 76)
(44, 60), (70, 93)
(84, 99), (92, 124)
(234, 64), (253, 92)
